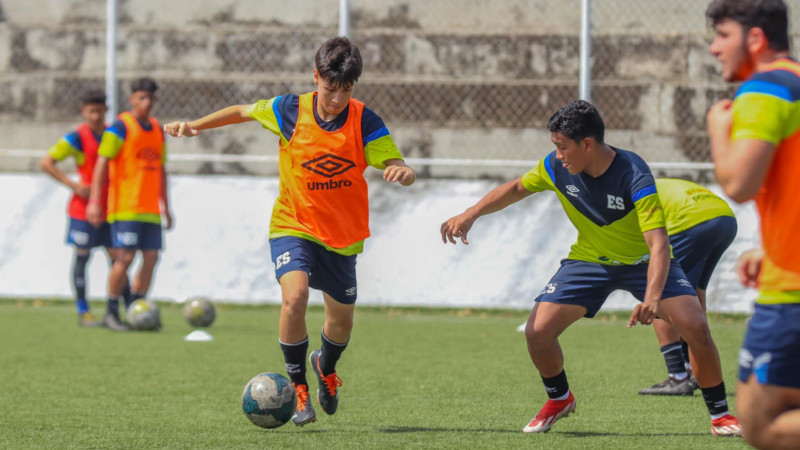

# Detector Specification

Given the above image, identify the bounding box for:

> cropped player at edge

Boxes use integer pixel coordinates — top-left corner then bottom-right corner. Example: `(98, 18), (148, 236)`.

(706, 0), (800, 447)
(441, 100), (741, 436)
(163, 36), (415, 427)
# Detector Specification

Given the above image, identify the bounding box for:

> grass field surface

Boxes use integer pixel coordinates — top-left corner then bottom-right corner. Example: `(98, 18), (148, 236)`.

(0, 300), (750, 449)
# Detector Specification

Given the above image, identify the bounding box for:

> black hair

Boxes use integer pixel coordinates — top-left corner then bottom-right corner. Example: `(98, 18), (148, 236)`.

(547, 100), (605, 144)
(706, 0), (790, 51)
(314, 36), (362, 87)
(130, 77), (159, 94)
(80, 89), (107, 106)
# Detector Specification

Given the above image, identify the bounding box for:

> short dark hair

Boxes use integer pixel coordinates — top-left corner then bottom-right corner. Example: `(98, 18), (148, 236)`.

(80, 89), (107, 106)
(314, 36), (362, 87)
(706, 0), (790, 51)
(130, 77), (158, 94)
(547, 100), (605, 144)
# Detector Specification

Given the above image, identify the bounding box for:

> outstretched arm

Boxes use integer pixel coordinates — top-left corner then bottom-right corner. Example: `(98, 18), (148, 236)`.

(163, 104), (255, 137)
(383, 159), (415, 186)
(440, 177), (533, 245)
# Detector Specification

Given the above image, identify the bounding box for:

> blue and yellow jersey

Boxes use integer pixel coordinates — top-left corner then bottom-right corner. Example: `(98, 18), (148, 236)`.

(521, 149), (665, 265)
(49, 129), (102, 166)
(731, 57), (800, 295)
(99, 117), (167, 164)
(656, 178), (734, 236)
(249, 93), (404, 255)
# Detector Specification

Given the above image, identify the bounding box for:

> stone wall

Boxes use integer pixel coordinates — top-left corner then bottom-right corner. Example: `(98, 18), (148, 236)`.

(0, 0), (796, 178)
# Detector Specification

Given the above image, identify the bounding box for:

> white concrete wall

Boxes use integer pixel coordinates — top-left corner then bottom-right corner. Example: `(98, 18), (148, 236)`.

(0, 173), (759, 312)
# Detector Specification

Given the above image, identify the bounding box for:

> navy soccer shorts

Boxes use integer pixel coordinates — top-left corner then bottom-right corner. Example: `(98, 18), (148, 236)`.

(110, 221), (163, 250)
(738, 301), (800, 389)
(535, 258), (696, 317)
(670, 215), (737, 290)
(269, 236), (358, 305)
(67, 217), (111, 249)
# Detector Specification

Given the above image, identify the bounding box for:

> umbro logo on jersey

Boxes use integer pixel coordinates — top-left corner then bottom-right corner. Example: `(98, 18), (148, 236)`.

(302, 153), (356, 178)
(565, 185), (580, 197)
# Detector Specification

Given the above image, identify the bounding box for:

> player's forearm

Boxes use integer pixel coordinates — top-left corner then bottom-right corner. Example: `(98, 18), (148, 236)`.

(160, 170), (171, 213)
(711, 137), (773, 203)
(188, 105), (252, 130)
(467, 178), (532, 218)
(89, 157), (109, 203)
(39, 156), (74, 188)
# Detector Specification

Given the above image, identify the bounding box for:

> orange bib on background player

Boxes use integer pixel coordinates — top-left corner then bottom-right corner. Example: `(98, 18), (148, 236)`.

(69, 123), (108, 220)
(269, 92), (370, 249)
(107, 111), (164, 223)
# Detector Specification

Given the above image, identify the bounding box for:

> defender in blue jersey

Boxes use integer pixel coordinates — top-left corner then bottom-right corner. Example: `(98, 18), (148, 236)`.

(441, 100), (740, 436)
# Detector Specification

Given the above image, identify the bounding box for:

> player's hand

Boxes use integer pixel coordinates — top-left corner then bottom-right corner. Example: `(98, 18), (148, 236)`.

(72, 182), (90, 199)
(163, 121), (199, 138)
(383, 165), (415, 185)
(706, 99), (734, 136)
(86, 202), (103, 228)
(628, 299), (658, 328)
(163, 210), (173, 231)
(735, 248), (763, 289)
(440, 213), (476, 245)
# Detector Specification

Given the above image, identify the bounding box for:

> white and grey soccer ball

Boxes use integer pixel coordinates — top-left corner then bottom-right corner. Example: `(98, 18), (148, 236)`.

(241, 372), (297, 428)
(126, 299), (161, 331)
(183, 296), (216, 328)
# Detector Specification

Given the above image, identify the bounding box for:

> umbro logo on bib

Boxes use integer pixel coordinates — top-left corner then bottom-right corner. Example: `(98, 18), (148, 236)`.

(302, 153), (356, 178)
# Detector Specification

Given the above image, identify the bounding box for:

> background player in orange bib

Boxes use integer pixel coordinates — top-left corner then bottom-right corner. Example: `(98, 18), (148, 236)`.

(163, 37), (415, 426)
(87, 78), (172, 332)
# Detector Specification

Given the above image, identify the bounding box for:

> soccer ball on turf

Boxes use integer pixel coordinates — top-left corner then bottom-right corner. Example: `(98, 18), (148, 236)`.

(183, 296), (216, 328)
(241, 372), (297, 429)
(126, 299), (161, 331)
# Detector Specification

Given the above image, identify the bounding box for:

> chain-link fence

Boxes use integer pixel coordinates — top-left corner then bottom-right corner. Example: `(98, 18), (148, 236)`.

(1, 0), (798, 177)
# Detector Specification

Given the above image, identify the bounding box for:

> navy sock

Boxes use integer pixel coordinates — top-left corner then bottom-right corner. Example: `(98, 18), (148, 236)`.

(280, 337), (309, 387)
(701, 382), (729, 416)
(542, 370), (569, 400)
(73, 253), (90, 314)
(106, 296), (120, 319)
(126, 290), (143, 309)
(122, 283), (133, 308)
(319, 330), (348, 376)
(661, 341), (686, 376)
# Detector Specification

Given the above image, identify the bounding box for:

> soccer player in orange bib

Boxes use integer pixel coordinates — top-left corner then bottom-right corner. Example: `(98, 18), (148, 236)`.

(163, 37), (415, 426)
(706, 0), (800, 446)
(40, 89), (131, 326)
(87, 78), (172, 332)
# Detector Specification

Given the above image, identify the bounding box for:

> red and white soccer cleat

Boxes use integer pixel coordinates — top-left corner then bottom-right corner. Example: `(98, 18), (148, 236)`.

(711, 414), (743, 436)
(523, 392), (576, 433)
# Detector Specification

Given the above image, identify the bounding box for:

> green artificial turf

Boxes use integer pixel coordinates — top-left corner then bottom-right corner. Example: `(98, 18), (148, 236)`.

(0, 300), (750, 449)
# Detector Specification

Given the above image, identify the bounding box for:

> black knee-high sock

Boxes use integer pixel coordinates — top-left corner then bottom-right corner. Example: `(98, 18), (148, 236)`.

(661, 341), (687, 376)
(106, 295), (120, 318)
(319, 330), (348, 376)
(542, 370), (570, 400)
(121, 282), (133, 308)
(73, 253), (90, 313)
(280, 337), (309, 387)
(701, 382), (729, 416)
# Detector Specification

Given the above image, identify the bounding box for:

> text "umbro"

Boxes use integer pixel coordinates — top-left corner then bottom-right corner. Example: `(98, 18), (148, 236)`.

(307, 179), (353, 191)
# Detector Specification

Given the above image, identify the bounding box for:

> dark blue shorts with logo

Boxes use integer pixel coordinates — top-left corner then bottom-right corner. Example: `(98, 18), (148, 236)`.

(535, 258), (696, 318)
(269, 236), (358, 304)
(67, 218), (112, 249)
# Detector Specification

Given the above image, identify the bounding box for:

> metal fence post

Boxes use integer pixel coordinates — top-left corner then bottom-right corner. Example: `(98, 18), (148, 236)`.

(105, 0), (118, 122)
(579, 0), (591, 102)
